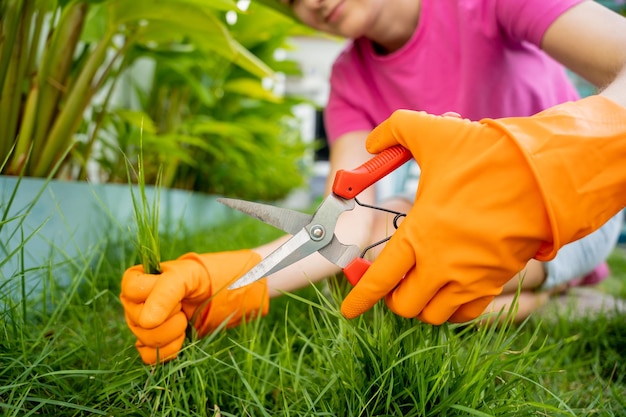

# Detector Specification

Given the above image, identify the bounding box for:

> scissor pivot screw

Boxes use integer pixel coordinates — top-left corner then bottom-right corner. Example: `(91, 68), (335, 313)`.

(309, 225), (325, 241)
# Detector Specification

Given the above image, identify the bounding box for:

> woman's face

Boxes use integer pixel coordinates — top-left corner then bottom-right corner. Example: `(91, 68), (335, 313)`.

(281, 0), (384, 39)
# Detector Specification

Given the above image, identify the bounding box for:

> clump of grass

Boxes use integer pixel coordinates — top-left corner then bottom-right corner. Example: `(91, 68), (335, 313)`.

(117, 282), (567, 416)
(2, 205), (626, 415)
(125, 136), (162, 275)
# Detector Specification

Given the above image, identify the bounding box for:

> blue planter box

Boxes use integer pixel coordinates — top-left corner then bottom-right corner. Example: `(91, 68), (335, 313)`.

(0, 176), (238, 299)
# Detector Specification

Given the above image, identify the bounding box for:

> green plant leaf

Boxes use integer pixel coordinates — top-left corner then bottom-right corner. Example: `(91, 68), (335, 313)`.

(252, 0), (296, 19)
(106, 0), (274, 78)
(113, 109), (157, 134)
(223, 78), (282, 102)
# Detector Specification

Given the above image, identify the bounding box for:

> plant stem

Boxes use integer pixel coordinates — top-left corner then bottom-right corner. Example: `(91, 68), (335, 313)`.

(8, 84), (38, 175)
(1, 1), (37, 165)
(33, 29), (113, 177)
(0, 0), (22, 99)
(31, 1), (87, 170)
(77, 37), (135, 181)
(7, 2), (49, 174)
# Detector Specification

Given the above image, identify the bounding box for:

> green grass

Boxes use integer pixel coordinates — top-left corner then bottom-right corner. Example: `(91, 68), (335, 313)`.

(601, 248), (626, 298)
(1, 214), (625, 416)
(125, 139), (163, 275)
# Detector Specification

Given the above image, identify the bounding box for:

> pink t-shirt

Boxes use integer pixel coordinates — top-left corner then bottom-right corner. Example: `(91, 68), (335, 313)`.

(325, 0), (583, 144)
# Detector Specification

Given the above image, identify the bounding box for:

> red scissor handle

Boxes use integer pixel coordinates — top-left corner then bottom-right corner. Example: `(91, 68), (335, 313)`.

(331, 145), (412, 284)
(343, 258), (372, 286)
(332, 145), (412, 199)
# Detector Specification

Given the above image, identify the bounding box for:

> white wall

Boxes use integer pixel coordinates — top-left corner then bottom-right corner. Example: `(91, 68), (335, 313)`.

(283, 35), (346, 107)
(278, 35), (347, 204)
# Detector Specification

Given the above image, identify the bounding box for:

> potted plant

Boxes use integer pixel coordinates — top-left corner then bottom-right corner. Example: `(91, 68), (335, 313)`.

(0, 0), (310, 295)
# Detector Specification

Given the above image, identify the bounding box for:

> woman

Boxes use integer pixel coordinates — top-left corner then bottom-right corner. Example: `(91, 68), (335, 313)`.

(120, 0), (626, 364)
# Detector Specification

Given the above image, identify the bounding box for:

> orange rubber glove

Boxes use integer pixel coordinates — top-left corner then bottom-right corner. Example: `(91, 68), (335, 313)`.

(121, 250), (269, 364)
(341, 95), (626, 324)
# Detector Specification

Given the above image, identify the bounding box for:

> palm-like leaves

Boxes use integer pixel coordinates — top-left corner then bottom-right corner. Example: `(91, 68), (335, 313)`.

(0, 0), (275, 178)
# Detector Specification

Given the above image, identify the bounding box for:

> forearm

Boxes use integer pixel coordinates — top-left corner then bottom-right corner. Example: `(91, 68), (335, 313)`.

(542, 1), (626, 102)
(488, 95), (626, 256)
(600, 67), (626, 108)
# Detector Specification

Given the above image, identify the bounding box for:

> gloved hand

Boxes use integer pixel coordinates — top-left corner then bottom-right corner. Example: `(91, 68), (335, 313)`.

(121, 250), (269, 364)
(341, 95), (626, 324)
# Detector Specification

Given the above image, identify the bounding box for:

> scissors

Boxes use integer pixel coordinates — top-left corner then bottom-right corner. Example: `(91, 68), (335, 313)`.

(219, 145), (412, 289)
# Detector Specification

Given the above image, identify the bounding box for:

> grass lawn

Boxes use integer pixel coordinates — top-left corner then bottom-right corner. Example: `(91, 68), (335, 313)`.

(1, 216), (625, 416)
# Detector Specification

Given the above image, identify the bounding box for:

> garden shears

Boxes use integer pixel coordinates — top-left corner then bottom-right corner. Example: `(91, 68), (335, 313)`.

(219, 145), (412, 289)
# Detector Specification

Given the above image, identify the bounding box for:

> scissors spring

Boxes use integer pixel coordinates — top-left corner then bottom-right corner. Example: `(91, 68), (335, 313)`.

(354, 198), (406, 258)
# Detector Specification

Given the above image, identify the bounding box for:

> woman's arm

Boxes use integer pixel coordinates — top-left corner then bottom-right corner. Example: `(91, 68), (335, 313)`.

(542, 0), (626, 106)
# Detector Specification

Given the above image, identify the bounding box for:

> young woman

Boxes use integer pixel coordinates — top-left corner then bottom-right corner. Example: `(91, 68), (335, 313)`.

(121, 0), (626, 364)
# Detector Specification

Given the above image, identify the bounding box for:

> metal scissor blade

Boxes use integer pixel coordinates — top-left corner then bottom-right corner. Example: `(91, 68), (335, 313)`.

(228, 194), (358, 289)
(229, 229), (320, 289)
(217, 197), (311, 235)
(317, 236), (361, 268)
